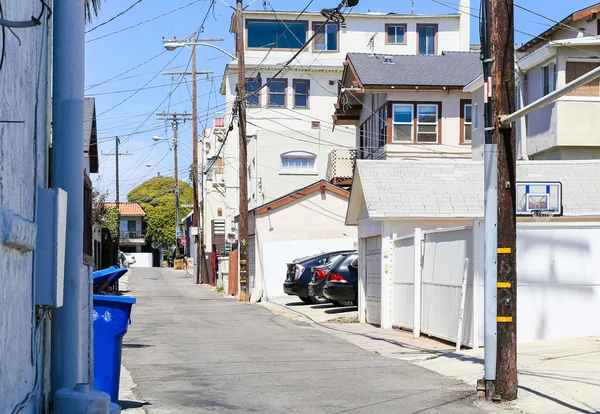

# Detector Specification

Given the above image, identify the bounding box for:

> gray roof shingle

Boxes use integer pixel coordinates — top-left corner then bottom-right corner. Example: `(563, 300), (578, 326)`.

(354, 160), (600, 219)
(348, 52), (482, 87)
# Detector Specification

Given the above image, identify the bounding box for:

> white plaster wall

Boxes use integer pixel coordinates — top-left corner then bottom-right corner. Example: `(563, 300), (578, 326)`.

(0, 1), (50, 412)
(365, 89), (474, 159)
(470, 86), (485, 161)
(253, 191), (357, 295)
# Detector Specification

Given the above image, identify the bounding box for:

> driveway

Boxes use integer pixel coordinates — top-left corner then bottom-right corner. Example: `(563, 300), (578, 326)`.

(121, 267), (501, 413)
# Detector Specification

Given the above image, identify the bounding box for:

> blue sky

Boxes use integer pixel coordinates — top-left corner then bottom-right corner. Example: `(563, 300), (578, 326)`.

(87, 0), (596, 199)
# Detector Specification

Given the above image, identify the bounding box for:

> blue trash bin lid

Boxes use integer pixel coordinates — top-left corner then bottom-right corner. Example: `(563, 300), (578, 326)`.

(93, 295), (136, 305)
(93, 267), (128, 290)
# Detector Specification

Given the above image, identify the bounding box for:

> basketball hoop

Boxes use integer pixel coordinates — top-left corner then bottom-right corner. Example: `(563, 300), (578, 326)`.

(531, 209), (555, 223)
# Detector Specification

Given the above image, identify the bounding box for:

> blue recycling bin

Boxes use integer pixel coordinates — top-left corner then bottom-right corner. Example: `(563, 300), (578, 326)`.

(93, 294), (136, 403)
(93, 266), (128, 292)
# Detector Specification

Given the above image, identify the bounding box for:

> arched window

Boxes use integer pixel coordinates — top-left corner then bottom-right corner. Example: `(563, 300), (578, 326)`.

(280, 151), (317, 172)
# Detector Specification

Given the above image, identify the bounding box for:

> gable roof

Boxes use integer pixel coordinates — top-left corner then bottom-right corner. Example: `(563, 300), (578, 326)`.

(102, 202), (146, 217)
(518, 3), (600, 53)
(347, 159), (600, 224)
(84, 97), (98, 174)
(346, 52), (482, 88)
(251, 180), (349, 216)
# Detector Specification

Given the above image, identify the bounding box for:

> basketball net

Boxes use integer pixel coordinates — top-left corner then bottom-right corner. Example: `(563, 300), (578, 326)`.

(531, 210), (555, 223)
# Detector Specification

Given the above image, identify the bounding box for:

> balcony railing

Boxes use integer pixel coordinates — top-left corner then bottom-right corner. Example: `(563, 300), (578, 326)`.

(326, 148), (358, 185)
(120, 231), (145, 240)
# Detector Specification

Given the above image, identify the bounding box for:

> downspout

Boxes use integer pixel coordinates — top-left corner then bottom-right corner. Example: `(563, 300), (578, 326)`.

(50, 0), (86, 396)
(517, 65), (529, 160)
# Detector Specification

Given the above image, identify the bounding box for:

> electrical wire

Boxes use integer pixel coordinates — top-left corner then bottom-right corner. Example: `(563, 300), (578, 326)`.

(0, 0), (5, 73)
(86, 0), (205, 43)
(86, 0), (144, 34)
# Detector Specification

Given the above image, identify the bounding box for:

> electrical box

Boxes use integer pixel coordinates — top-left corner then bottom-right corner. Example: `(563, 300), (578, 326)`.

(35, 188), (67, 307)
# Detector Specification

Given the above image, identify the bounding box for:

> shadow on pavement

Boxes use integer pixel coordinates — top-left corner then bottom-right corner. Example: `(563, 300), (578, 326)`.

(123, 343), (153, 349)
(324, 306), (358, 314)
(518, 385), (595, 414)
(119, 400), (152, 410)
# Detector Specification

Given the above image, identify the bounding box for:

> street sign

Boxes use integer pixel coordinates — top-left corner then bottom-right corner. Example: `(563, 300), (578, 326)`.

(180, 238), (187, 246)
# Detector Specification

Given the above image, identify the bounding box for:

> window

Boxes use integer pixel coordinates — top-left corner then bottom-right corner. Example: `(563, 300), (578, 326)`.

(247, 20), (307, 49)
(472, 104), (478, 129)
(293, 79), (310, 108)
(566, 61), (600, 97)
(417, 24), (437, 55)
(392, 104), (414, 142)
(417, 104), (438, 143)
(462, 102), (473, 143)
(268, 79), (287, 107)
(542, 63), (556, 96)
(386, 24), (406, 45)
(281, 151), (316, 172)
(378, 106), (387, 148)
(314, 23), (339, 51)
(246, 78), (261, 107)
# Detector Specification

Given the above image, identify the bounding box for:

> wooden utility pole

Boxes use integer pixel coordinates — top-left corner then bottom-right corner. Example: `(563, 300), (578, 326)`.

(236, 0), (250, 302)
(157, 112), (192, 257)
(101, 137), (133, 252)
(491, 0), (518, 401)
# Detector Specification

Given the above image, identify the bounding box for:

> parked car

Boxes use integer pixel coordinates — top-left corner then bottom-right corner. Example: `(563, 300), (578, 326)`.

(283, 250), (354, 304)
(323, 253), (358, 307)
(118, 251), (136, 268)
(308, 252), (355, 306)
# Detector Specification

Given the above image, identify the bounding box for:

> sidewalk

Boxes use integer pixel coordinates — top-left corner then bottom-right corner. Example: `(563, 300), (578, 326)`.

(262, 299), (600, 414)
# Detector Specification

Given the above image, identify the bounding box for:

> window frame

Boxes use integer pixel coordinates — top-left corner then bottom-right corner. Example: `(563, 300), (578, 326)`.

(565, 60), (600, 97)
(391, 103), (414, 143)
(312, 22), (340, 52)
(416, 104), (439, 143)
(246, 77), (262, 107)
(245, 19), (309, 50)
(280, 151), (317, 174)
(267, 78), (288, 108)
(386, 101), (442, 144)
(460, 99), (472, 145)
(385, 24), (407, 45)
(416, 23), (438, 55)
(292, 79), (310, 109)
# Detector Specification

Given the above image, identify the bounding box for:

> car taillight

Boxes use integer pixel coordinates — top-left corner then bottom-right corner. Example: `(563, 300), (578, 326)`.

(316, 269), (327, 279)
(294, 264), (305, 280)
(329, 273), (348, 283)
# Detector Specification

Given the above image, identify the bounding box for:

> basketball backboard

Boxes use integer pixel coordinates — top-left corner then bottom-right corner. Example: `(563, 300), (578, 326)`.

(516, 182), (562, 216)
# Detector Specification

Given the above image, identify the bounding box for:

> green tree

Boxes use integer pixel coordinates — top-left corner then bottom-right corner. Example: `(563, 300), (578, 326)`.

(128, 176), (193, 248)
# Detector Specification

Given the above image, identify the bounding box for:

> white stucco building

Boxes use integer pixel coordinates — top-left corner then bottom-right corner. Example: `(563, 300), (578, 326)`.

(470, 3), (600, 161)
(205, 3), (472, 250)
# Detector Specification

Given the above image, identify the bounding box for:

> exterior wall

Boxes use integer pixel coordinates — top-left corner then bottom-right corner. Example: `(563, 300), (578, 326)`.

(360, 89), (474, 159)
(0, 0), (51, 411)
(253, 191), (357, 295)
(470, 86), (485, 161)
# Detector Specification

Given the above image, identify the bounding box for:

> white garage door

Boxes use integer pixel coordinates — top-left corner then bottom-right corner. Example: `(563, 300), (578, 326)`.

(365, 236), (381, 325)
(248, 235), (256, 289)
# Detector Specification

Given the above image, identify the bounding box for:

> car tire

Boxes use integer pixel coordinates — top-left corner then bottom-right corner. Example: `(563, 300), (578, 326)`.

(299, 296), (313, 304)
(332, 300), (354, 307)
(309, 295), (329, 304)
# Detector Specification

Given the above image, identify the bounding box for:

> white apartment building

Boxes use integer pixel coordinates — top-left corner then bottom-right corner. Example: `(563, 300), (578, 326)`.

(202, 4), (471, 251)
(470, 3), (600, 161)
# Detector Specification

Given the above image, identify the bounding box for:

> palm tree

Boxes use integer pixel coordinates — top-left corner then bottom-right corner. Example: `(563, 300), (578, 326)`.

(85, 0), (103, 23)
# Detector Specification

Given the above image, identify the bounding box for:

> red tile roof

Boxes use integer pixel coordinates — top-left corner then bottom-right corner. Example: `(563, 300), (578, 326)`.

(101, 202), (145, 216)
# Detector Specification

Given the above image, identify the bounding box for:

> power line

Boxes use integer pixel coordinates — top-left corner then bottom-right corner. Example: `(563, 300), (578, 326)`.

(86, 0), (145, 34)
(86, 0), (205, 43)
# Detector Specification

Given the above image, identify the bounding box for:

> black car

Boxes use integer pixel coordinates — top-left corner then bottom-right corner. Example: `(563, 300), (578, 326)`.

(283, 250), (353, 304)
(308, 252), (354, 305)
(323, 253), (358, 307)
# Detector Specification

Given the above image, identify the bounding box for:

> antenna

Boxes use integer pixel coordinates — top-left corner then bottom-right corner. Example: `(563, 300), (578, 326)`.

(411, 0), (415, 14)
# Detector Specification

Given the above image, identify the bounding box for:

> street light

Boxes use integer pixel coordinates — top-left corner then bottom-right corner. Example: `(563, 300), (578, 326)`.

(145, 163), (173, 170)
(163, 40), (237, 60)
(153, 135), (193, 150)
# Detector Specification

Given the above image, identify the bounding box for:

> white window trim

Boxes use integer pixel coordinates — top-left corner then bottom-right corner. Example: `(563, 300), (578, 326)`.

(392, 104), (414, 142)
(416, 104), (439, 143)
(464, 103), (473, 142)
(388, 25), (405, 44)
(280, 151), (318, 175)
(542, 62), (556, 96)
(314, 23), (338, 51)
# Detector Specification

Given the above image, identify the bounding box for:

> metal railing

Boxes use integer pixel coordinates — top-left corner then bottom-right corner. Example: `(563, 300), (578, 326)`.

(326, 148), (358, 184)
(120, 231), (145, 240)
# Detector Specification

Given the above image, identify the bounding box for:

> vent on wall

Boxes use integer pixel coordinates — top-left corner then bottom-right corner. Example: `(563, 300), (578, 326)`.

(329, 80), (335, 86)
(311, 121), (321, 129)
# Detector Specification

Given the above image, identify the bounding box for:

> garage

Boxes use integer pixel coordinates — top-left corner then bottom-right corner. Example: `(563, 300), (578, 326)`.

(365, 236), (381, 325)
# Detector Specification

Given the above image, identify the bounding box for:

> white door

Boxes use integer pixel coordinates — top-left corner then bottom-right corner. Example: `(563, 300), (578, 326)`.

(365, 236), (382, 325)
(248, 235), (256, 289)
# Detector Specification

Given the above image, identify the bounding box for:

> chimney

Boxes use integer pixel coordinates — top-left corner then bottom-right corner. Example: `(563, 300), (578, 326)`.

(458, 0), (470, 51)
